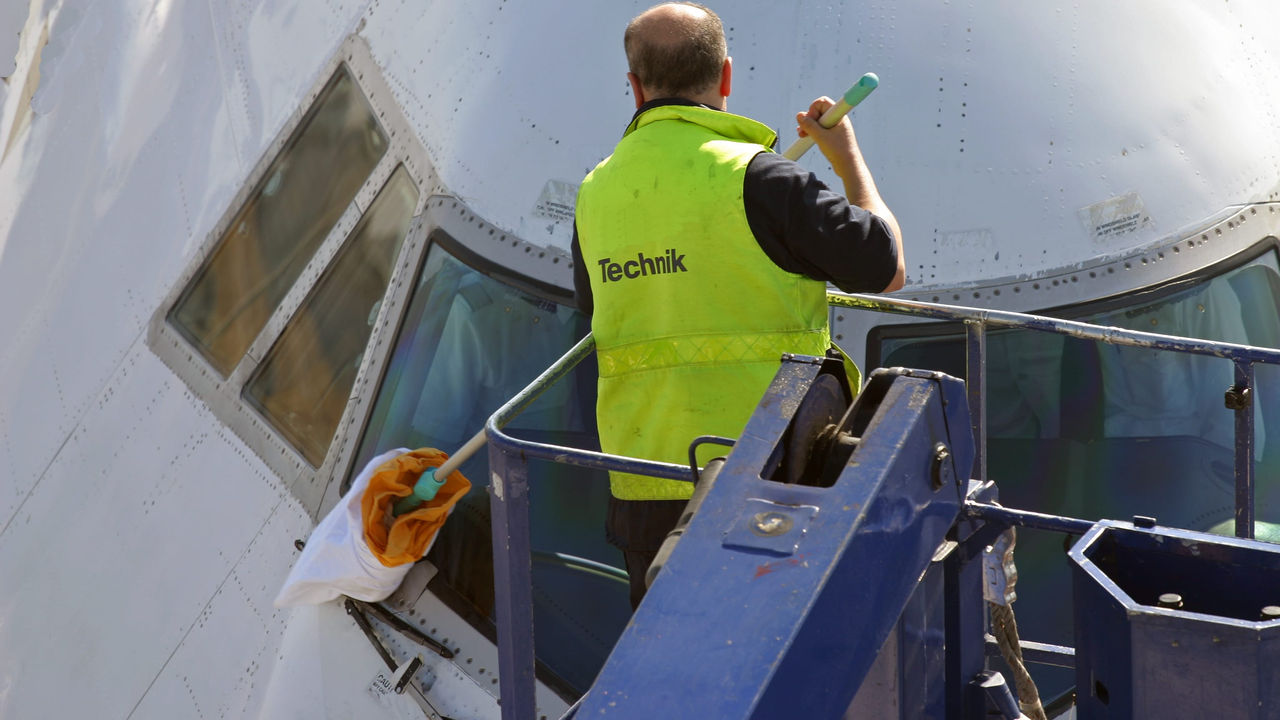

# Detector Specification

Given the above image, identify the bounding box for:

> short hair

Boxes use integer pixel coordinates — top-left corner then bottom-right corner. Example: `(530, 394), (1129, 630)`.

(624, 3), (726, 98)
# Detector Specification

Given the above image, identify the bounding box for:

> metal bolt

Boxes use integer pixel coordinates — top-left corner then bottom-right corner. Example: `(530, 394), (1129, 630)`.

(931, 443), (952, 490)
(1262, 606), (1280, 621)
(1157, 593), (1184, 609)
(751, 512), (793, 537)
(1225, 385), (1252, 410)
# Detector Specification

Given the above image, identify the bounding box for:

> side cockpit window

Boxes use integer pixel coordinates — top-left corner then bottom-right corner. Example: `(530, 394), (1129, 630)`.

(151, 44), (428, 487)
(244, 166), (418, 466)
(170, 66), (388, 376)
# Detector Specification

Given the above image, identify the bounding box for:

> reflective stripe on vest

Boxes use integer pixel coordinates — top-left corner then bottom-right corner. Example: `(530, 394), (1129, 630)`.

(597, 328), (829, 378)
(577, 105), (835, 500)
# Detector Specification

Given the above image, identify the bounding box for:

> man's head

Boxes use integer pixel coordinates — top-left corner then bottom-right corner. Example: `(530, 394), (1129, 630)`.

(624, 3), (731, 110)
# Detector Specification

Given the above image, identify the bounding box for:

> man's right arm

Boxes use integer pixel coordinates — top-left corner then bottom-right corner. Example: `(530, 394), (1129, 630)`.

(743, 151), (900, 294)
(795, 97), (905, 291)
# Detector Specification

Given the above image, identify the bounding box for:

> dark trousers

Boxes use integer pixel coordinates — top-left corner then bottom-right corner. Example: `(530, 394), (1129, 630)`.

(606, 496), (688, 609)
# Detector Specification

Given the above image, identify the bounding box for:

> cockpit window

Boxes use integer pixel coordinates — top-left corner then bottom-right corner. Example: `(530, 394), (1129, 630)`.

(352, 239), (628, 695)
(245, 166), (419, 466)
(878, 249), (1280, 529)
(872, 246), (1280, 656)
(169, 66), (387, 375)
(154, 43), (439, 487)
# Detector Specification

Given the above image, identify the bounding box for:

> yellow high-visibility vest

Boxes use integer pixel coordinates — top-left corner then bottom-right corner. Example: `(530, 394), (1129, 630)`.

(576, 104), (852, 500)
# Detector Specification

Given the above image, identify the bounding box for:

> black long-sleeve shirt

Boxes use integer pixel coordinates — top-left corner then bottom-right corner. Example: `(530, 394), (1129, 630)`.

(571, 99), (898, 315)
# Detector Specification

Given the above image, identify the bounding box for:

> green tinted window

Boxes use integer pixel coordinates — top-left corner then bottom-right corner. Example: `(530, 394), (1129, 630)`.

(244, 166), (418, 466)
(881, 254), (1280, 530)
(351, 243), (625, 695)
(170, 66), (387, 375)
(877, 250), (1280, 671)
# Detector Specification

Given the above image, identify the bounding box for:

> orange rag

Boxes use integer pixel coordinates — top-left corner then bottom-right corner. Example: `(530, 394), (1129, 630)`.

(362, 448), (472, 567)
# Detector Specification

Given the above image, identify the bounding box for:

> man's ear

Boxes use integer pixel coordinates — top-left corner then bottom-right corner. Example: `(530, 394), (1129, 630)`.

(627, 72), (646, 110)
(719, 57), (733, 103)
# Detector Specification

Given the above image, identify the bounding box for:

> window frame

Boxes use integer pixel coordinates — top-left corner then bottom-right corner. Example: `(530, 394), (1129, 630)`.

(150, 35), (578, 518)
(148, 37), (435, 514)
(240, 164), (423, 467)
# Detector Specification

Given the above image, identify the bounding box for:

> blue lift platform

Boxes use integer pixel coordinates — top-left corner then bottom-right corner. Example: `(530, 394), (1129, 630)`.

(480, 293), (1280, 720)
(579, 355), (980, 718)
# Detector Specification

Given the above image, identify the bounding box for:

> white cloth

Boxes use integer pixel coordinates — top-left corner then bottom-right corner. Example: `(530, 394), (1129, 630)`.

(275, 448), (415, 606)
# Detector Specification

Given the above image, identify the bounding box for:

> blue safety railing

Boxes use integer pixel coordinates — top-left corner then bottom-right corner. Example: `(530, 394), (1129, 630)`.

(481, 292), (1280, 720)
(483, 332), (692, 719)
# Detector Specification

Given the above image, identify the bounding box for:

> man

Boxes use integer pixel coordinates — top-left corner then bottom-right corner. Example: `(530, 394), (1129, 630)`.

(572, 1), (904, 607)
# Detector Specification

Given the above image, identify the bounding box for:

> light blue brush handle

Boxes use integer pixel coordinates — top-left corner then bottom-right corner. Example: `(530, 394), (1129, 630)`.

(781, 72), (879, 161)
(390, 429), (488, 516)
(391, 467), (445, 516)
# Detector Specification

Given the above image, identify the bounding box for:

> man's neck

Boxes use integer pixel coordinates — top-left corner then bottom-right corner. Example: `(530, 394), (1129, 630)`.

(631, 97), (721, 124)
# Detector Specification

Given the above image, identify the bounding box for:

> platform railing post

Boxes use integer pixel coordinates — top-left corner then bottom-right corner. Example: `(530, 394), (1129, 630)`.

(944, 539), (989, 719)
(1232, 359), (1256, 539)
(489, 443), (537, 720)
(965, 320), (988, 482)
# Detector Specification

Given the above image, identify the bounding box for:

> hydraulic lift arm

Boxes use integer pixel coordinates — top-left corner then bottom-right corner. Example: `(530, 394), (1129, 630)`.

(578, 354), (976, 718)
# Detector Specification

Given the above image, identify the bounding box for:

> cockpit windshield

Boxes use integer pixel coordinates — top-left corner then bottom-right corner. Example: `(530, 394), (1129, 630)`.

(351, 237), (627, 696)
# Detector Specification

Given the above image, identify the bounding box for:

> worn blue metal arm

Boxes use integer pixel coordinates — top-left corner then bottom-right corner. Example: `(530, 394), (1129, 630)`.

(579, 358), (976, 719)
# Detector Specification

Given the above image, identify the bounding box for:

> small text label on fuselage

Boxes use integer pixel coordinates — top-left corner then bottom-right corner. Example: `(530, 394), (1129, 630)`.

(598, 248), (687, 283)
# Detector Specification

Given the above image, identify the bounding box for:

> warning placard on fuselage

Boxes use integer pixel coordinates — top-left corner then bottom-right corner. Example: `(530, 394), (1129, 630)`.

(532, 179), (579, 224)
(1078, 192), (1153, 242)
